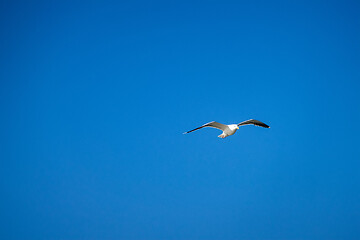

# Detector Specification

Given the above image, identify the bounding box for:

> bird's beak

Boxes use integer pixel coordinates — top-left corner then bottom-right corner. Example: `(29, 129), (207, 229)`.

(237, 126), (239, 129)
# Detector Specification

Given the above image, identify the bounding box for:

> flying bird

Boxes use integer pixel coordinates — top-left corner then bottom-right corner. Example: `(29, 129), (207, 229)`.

(184, 119), (270, 138)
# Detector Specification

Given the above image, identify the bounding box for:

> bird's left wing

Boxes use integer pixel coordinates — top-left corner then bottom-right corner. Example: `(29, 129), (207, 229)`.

(237, 119), (270, 128)
(184, 121), (229, 134)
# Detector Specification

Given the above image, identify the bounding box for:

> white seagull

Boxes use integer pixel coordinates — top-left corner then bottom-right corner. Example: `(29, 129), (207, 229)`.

(184, 119), (270, 138)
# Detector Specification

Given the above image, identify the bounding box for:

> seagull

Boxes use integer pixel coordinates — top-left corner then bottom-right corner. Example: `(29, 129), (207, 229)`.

(184, 119), (270, 138)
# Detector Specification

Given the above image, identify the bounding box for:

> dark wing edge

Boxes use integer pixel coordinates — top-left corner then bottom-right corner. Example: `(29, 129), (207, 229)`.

(237, 119), (270, 128)
(183, 121), (217, 134)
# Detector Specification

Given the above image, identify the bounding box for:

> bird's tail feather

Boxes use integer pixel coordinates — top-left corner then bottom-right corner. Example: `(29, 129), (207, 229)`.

(218, 133), (226, 138)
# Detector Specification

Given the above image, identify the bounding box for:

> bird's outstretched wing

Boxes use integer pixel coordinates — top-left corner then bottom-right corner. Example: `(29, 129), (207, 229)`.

(237, 119), (270, 128)
(184, 121), (229, 134)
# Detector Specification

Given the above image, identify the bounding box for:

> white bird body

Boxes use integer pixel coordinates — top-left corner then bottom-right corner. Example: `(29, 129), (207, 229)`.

(184, 119), (270, 138)
(218, 124), (239, 138)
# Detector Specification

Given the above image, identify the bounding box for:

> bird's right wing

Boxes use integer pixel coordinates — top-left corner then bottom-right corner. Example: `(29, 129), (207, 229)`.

(184, 121), (229, 134)
(237, 119), (270, 128)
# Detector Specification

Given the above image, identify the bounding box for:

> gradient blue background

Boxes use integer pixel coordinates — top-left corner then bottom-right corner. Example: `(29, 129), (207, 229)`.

(1, 0), (360, 239)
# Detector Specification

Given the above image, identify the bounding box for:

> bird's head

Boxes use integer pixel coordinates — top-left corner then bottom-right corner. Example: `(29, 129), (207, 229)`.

(230, 124), (239, 130)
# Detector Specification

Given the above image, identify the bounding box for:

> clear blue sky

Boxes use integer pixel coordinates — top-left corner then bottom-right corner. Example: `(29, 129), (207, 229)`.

(1, 0), (360, 239)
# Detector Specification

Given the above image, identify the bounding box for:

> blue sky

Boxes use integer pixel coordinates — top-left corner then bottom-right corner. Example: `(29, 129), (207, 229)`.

(1, 0), (360, 239)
